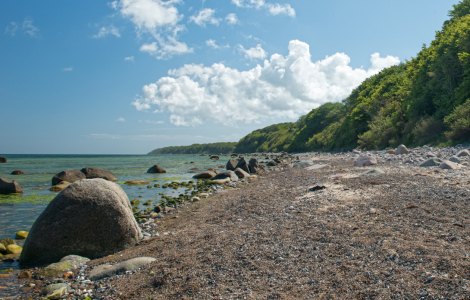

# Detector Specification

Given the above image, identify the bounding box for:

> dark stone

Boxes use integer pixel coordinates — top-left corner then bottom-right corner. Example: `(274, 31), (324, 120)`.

(80, 167), (118, 181)
(226, 159), (238, 171)
(212, 171), (238, 182)
(267, 161), (278, 166)
(235, 157), (250, 173)
(192, 171), (216, 179)
(52, 169), (86, 186)
(249, 158), (260, 173)
(11, 170), (24, 175)
(0, 177), (23, 194)
(147, 165), (167, 173)
(0, 157), (6, 163)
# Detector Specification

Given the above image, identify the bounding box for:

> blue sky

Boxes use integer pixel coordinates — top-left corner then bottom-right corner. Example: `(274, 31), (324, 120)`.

(0, 0), (459, 154)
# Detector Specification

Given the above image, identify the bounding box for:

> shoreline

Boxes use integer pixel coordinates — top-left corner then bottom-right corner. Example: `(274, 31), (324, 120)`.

(4, 147), (470, 298)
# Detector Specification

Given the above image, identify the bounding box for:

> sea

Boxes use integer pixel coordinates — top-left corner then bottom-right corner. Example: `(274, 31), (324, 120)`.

(0, 154), (228, 271)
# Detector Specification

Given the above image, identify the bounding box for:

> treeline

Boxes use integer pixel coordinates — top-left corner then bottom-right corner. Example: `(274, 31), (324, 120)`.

(148, 142), (237, 155)
(235, 0), (470, 152)
(149, 1), (470, 155)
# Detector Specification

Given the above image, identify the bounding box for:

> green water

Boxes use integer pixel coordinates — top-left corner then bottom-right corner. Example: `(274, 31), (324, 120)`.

(0, 154), (228, 269)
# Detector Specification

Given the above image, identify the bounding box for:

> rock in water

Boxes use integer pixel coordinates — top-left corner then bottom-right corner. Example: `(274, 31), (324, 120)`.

(226, 159), (238, 171)
(192, 171), (216, 179)
(49, 181), (71, 192)
(0, 177), (23, 194)
(80, 167), (118, 181)
(147, 165), (166, 173)
(396, 144), (410, 155)
(19, 179), (142, 267)
(52, 169), (86, 186)
(235, 158), (250, 173)
(354, 155), (377, 167)
(0, 156), (6, 163)
(11, 170), (24, 175)
(212, 171), (239, 182)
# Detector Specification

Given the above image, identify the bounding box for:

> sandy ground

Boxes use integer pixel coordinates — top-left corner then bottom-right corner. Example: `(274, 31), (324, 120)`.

(13, 154), (470, 299)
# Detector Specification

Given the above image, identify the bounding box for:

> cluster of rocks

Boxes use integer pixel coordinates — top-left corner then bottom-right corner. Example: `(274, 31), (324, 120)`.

(192, 157), (267, 183)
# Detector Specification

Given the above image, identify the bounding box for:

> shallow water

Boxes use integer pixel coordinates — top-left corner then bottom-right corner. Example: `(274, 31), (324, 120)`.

(0, 154), (228, 271)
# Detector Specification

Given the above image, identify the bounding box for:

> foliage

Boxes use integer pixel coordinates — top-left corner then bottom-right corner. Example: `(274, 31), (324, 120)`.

(234, 123), (297, 153)
(148, 142), (237, 155)
(444, 98), (470, 141)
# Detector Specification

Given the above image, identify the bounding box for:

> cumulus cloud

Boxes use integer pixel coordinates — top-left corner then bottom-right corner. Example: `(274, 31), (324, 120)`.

(232, 0), (295, 17)
(189, 8), (221, 27)
(206, 39), (229, 49)
(226, 13), (238, 24)
(62, 67), (73, 71)
(93, 24), (121, 38)
(5, 18), (40, 37)
(131, 40), (400, 126)
(112, 0), (192, 59)
(238, 44), (267, 60)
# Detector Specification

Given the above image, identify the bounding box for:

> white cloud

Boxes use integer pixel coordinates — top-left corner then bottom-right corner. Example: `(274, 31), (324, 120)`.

(62, 67), (73, 72)
(231, 0), (295, 17)
(132, 40), (400, 127)
(124, 56), (135, 62)
(93, 24), (121, 38)
(225, 13), (238, 25)
(238, 44), (267, 60)
(5, 18), (40, 37)
(113, 0), (192, 59)
(116, 117), (126, 122)
(145, 120), (164, 124)
(5, 22), (18, 36)
(206, 39), (229, 49)
(189, 8), (221, 27)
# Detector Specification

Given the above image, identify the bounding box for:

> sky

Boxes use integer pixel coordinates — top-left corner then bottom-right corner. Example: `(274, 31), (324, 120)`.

(0, 0), (460, 154)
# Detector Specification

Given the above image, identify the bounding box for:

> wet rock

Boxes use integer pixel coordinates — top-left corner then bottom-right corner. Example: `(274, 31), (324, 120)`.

(439, 160), (458, 170)
(234, 168), (250, 179)
(212, 170), (239, 182)
(0, 177), (23, 194)
(226, 159), (238, 171)
(396, 144), (410, 155)
(147, 165), (166, 173)
(0, 156), (6, 163)
(11, 170), (24, 175)
(235, 158), (250, 173)
(125, 180), (151, 185)
(15, 231), (28, 239)
(6, 244), (22, 254)
(38, 255), (90, 278)
(420, 158), (443, 167)
(89, 257), (156, 281)
(80, 167), (118, 181)
(267, 161), (278, 166)
(192, 171), (216, 179)
(0, 243), (6, 253)
(40, 283), (71, 296)
(19, 179), (142, 267)
(49, 181), (71, 192)
(354, 155), (377, 167)
(52, 169), (86, 186)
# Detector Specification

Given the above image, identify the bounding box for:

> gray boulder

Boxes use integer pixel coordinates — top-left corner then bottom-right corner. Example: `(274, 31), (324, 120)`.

(249, 158), (260, 173)
(234, 168), (250, 179)
(354, 155), (377, 167)
(0, 177), (23, 194)
(80, 167), (118, 181)
(457, 150), (470, 157)
(439, 160), (458, 170)
(212, 171), (238, 182)
(0, 156), (6, 163)
(226, 159), (238, 171)
(52, 169), (86, 185)
(235, 157), (250, 173)
(19, 179), (142, 267)
(419, 158), (443, 167)
(396, 144), (410, 155)
(192, 171), (216, 179)
(89, 257), (156, 281)
(449, 156), (461, 164)
(147, 165), (166, 173)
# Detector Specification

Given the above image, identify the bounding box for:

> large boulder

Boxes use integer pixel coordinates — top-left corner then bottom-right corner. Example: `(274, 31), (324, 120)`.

(0, 177), (23, 194)
(457, 150), (470, 157)
(11, 170), (24, 175)
(19, 179), (142, 267)
(419, 158), (443, 167)
(0, 156), (6, 163)
(226, 159), (238, 171)
(354, 155), (377, 167)
(235, 157), (250, 173)
(147, 165), (166, 173)
(192, 171), (216, 179)
(52, 169), (86, 186)
(80, 167), (118, 181)
(249, 158), (260, 173)
(212, 171), (238, 182)
(396, 144), (410, 155)
(439, 160), (458, 170)
(234, 168), (250, 179)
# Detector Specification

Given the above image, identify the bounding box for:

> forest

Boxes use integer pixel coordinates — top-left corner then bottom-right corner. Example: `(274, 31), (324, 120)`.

(150, 1), (470, 154)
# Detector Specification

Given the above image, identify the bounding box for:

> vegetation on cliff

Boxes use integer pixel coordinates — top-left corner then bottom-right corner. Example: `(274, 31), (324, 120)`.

(148, 142), (237, 155)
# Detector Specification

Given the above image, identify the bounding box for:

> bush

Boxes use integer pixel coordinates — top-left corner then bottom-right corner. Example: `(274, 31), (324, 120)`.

(444, 98), (470, 141)
(412, 117), (444, 145)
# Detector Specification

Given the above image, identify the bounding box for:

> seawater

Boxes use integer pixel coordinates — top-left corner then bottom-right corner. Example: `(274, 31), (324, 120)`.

(0, 154), (227, 271)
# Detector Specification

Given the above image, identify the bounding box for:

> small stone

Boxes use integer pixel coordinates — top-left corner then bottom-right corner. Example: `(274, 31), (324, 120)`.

(396, 144), (410, 155)
(15, 231), (29, 239)
(6, 244), (22, 254)
(125, 180), (151, 185)
(354, 155), (377, 167)
(18, 271), (32, 279)
(40, 283), (71, 296)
